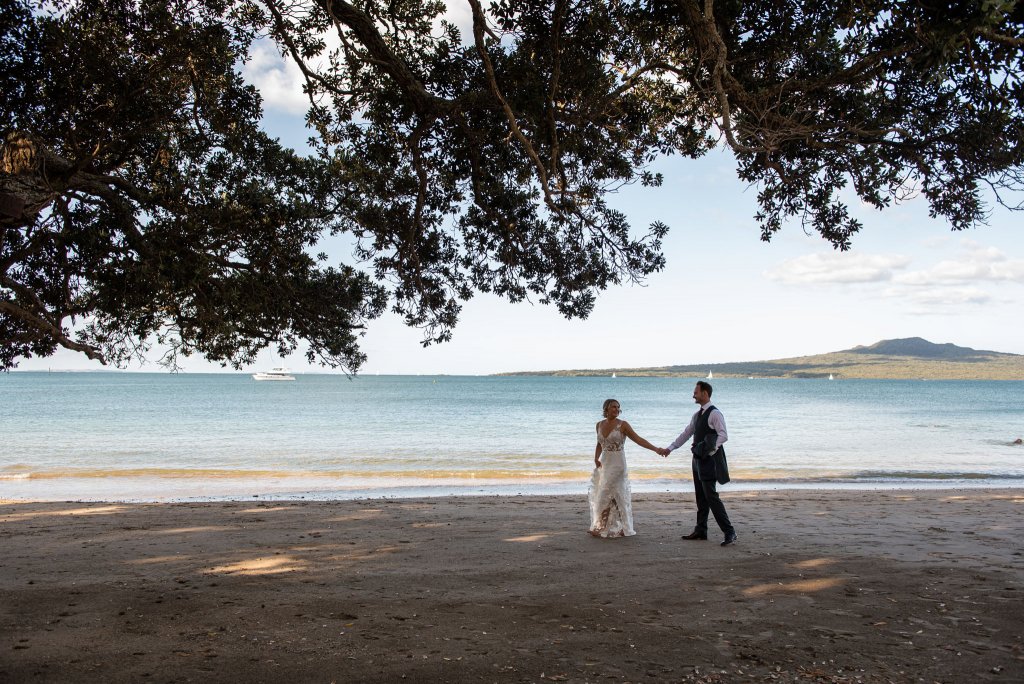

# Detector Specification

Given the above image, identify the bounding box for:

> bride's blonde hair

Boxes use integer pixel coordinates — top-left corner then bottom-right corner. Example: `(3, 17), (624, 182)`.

(602, 398), (619, 417)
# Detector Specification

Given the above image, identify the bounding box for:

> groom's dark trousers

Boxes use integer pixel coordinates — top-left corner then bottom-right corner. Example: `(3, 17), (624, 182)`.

(692, 459), (734, 536)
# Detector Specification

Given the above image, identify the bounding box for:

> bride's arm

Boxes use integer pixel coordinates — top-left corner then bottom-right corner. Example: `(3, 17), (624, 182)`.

(621, 421), (659, 452)
(594, 422), (603, 468)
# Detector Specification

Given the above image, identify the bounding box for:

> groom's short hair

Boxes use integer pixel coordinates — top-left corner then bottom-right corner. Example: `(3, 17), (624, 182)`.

(696, 381), (713, 397)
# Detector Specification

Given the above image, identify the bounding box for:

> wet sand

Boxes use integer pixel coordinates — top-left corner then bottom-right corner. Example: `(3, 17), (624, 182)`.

(1, 488), (1022, 682)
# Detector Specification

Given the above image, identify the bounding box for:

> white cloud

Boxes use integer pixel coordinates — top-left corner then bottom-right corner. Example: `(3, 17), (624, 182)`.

(921, 236), (951, 249)
(241, 40), (309, 114)
(764, 252), (911, 285)
(878, 283), (994, 316)
(242, 3), (478, 115)
(440, 1), (476, 39)
(894, 243), (1024, 286)
(903, 286), (992, 306)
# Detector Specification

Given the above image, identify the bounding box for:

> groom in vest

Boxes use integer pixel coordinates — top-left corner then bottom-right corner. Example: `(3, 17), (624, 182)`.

(661, 381), (737, 546)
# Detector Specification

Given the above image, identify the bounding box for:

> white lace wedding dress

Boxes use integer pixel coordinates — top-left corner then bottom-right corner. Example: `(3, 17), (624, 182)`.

(588, 422), (636, 537)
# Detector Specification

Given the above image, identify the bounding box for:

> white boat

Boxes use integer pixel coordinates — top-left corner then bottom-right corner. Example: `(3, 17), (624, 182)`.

(707, 371), (713, 379)
(252, 366), (295, 381)
(612, 372), (617, 378)
(828, 373), (834, 380)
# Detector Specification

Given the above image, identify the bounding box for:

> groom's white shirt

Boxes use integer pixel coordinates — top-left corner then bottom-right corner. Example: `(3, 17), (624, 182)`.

(666, 402), (728, 454)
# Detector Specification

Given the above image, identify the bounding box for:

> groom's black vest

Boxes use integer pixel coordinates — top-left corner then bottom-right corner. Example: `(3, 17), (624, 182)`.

(692, 405), (730, 484)
(693, 405), (717, 449)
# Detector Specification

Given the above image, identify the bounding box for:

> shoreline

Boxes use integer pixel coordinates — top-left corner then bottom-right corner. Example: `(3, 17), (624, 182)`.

(3, 476), (1024, 505)
(2, 488), (1022, 682)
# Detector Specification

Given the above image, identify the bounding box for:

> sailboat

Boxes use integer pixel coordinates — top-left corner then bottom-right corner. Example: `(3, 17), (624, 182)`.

(707, 370), (713, 379)
(828, 373), (834, 381)
(611, 372), (617, 378)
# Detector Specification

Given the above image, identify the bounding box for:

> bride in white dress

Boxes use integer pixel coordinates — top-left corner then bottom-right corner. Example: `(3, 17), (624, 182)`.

(589, 399), (666, 538)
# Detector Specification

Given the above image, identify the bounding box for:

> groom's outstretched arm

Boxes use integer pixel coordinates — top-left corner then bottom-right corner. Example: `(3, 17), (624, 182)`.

(665, 413), (699, 454)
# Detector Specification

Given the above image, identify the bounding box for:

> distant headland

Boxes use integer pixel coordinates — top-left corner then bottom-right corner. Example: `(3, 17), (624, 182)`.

(497, 337), (1024, 380)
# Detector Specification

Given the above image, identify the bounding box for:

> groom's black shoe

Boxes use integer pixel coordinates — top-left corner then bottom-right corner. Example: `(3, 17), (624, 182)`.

(721, 531), (737, 546)
(681, 531), (707, 540)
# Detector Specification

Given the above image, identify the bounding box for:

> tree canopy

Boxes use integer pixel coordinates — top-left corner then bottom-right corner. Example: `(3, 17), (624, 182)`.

(2, 0), (1022, 372)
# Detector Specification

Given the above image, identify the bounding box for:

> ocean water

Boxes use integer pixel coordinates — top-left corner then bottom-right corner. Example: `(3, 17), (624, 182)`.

(1, 372), (1022, 501)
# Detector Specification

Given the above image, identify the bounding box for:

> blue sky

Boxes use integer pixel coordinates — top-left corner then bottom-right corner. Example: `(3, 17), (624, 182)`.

(18, 7), (1024, 374)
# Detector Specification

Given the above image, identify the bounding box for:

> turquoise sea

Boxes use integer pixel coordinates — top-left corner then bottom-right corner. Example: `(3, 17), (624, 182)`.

(1, 372), (1022, 501)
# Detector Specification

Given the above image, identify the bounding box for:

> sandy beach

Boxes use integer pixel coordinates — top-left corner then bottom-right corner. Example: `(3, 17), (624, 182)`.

(1, 488), (1022, 683)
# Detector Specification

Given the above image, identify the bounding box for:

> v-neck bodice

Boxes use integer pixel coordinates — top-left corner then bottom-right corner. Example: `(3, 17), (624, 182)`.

(597, 422), (625, 452)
